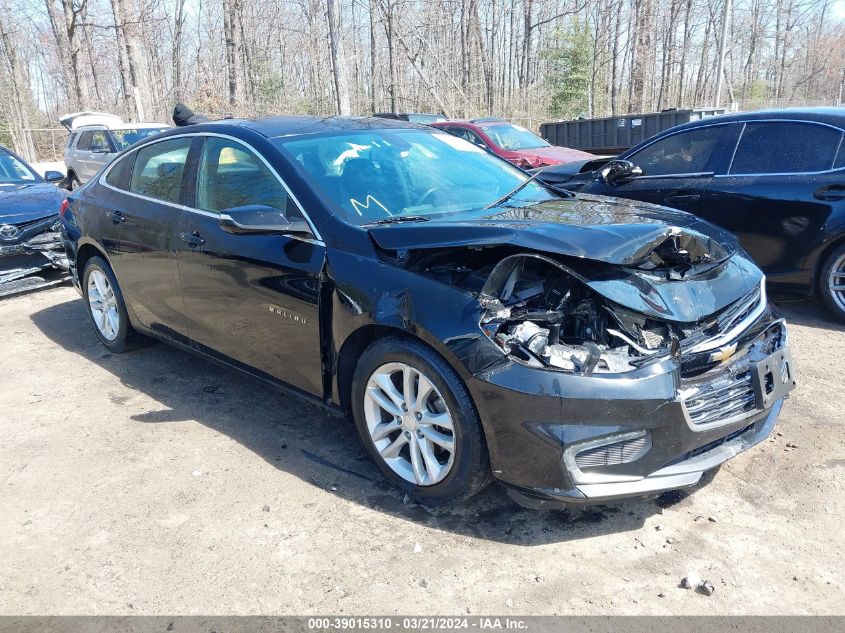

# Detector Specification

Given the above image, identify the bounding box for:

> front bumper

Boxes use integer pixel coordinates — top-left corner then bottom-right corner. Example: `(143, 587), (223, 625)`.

(1, 232), (70, 298)
(468, 313), (793, 507)
(506, 400), (781, 509)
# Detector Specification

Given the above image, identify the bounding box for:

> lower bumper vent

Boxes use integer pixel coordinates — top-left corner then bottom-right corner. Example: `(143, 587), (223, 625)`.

(575, 433), (651, 469)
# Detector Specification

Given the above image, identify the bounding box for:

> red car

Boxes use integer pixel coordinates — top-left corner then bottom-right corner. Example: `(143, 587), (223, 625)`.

(431, 117), (595, 169)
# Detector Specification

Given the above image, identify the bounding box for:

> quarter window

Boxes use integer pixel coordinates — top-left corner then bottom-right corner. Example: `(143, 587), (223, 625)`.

(129, 137), (192, 204)
(729, 122), (843, 175)
(629, 126), (724, 176)
(105, 153), (136, 190)
(196, 137), (290, 214)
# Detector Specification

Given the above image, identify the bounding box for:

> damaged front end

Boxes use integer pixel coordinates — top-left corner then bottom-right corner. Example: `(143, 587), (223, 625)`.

(468, 248), (793, 507)
(377, 225), (792, 508)
(0, 216), (70, 299)
(366, 201), (794, 507)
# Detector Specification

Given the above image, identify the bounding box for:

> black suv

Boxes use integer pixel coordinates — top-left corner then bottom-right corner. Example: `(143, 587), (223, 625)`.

(61, 116), (794, 508)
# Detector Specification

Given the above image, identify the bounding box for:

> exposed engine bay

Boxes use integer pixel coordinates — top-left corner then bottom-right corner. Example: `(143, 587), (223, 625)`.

(393, 245), (764, 376)
(477, 253), (676, 374)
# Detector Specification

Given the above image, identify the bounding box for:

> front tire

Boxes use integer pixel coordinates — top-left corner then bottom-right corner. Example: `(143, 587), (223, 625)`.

(64, 172), (81, 191)
(820, 243), (845, 323)
(82, 256), (143, 352)
(351, 336), (491, 506)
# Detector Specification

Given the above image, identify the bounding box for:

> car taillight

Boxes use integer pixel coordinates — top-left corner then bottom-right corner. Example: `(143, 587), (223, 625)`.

(59, 199), (69, 218)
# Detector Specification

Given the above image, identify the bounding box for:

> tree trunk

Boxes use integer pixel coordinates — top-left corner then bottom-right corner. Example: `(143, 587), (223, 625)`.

(0, 13), (36, 160)
(326, 0), (351, 115)
(223, 0), (238, 106)
(173, 0), (186, 102)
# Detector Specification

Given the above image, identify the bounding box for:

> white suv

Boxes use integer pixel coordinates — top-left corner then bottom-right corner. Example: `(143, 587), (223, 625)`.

(61, 112), (169, 189)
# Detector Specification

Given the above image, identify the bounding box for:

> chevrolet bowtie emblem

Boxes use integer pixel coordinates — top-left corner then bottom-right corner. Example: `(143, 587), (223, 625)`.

(709, 342), (738, 363)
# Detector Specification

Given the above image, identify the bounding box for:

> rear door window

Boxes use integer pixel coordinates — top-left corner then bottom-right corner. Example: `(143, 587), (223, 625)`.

(729, 121), (843, 175)
(196, 137), (290, 215)
(129, 137), (192, 204)
(628, 126), (726, 176)
(76, 132), (93, 151)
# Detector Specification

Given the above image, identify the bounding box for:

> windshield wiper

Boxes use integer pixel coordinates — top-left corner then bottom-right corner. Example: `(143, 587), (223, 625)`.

(368, 215), (430, 226)
(484, 169), (572, 210)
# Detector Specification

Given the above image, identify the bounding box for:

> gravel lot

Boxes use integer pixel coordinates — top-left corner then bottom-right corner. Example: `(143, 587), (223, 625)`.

(1, 285), (843, 615)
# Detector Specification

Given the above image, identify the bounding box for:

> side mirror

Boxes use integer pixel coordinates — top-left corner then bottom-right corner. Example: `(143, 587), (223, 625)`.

(219, 204), (311, 236)
(598, 159), (642, 185)
(43, 171), (64, 183)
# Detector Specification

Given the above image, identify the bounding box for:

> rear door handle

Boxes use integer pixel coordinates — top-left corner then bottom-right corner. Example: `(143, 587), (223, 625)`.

(813, 185), (845, 201)
(106, 210), (125, 224)
(179, 231), (205, 247)
(664, 192), (701, 204)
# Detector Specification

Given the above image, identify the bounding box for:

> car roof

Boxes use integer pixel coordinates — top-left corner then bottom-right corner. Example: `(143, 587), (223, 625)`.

(437, 119), (511, 126)
(662, 107), (845, 134)
(160, 115), (427, 139)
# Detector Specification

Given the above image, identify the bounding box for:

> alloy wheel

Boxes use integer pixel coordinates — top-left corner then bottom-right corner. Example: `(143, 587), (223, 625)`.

(830, 253), (845, 314)
(363, 362), (456, 486)
(87, 269), (120, 341)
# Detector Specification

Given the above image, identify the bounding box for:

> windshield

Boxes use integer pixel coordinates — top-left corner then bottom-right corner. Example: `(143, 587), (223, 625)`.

(111, 128), (169, 150)
(276, 130), (555, 224)
(0, 151), (38, 184)
(481, 123), (550, 151)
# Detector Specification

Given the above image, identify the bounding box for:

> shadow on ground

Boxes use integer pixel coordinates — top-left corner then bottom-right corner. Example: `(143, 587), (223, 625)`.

(28, 295), (750, 545)
(771, 295), (845, 332)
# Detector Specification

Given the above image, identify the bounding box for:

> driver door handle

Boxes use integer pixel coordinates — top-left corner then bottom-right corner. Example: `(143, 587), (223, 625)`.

(179, 231), (205, 247)
(813, 185), (845, 201)
(664, 191), (701, 204)
(106, 210), (125, 224)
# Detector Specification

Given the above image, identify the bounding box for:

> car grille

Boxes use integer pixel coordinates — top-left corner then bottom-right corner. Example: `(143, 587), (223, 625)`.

(717, 285), (762, 333)
(682, 369), (756, 427)
(0, 244), (27, 256)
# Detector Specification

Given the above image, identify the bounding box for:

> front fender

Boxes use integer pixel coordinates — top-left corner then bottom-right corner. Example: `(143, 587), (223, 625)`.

(328, 249), (497, 382)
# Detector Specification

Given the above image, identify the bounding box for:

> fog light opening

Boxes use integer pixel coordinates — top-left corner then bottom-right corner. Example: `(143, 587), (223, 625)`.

(574, 431), (652, 469)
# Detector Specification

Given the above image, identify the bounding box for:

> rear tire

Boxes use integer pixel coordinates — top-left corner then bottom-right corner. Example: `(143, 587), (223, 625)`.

(820, 242), (845, 323)
(82, 256), (145, 352)
(351, 336), (491, 506)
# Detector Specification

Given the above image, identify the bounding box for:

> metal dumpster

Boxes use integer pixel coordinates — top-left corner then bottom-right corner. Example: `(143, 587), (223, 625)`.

(540, 108), (728, 155)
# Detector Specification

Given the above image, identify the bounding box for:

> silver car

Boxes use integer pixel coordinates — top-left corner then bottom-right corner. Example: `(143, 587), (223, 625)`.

(61, 112), (169, 189)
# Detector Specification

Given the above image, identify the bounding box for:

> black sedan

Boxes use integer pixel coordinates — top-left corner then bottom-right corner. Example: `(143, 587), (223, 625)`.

(536, 107), (845, 322)
(0, 146), (68, 297)
(61, 117), (794, 508)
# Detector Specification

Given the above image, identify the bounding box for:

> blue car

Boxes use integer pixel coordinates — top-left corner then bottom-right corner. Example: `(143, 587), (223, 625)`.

(0, 146), (68, 297)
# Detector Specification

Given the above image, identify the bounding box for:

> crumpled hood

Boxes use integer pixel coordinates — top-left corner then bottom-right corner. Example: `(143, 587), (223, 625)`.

(0, 182), (66, 225)
(369, 194), (762, 322)
(369, 194), (740, 267)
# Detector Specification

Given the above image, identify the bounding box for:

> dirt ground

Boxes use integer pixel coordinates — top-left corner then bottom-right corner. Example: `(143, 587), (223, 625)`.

(0, 285), (843, 615)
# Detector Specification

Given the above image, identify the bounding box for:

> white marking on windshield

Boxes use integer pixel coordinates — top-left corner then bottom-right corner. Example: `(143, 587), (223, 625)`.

(350, 195), (392, 217)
